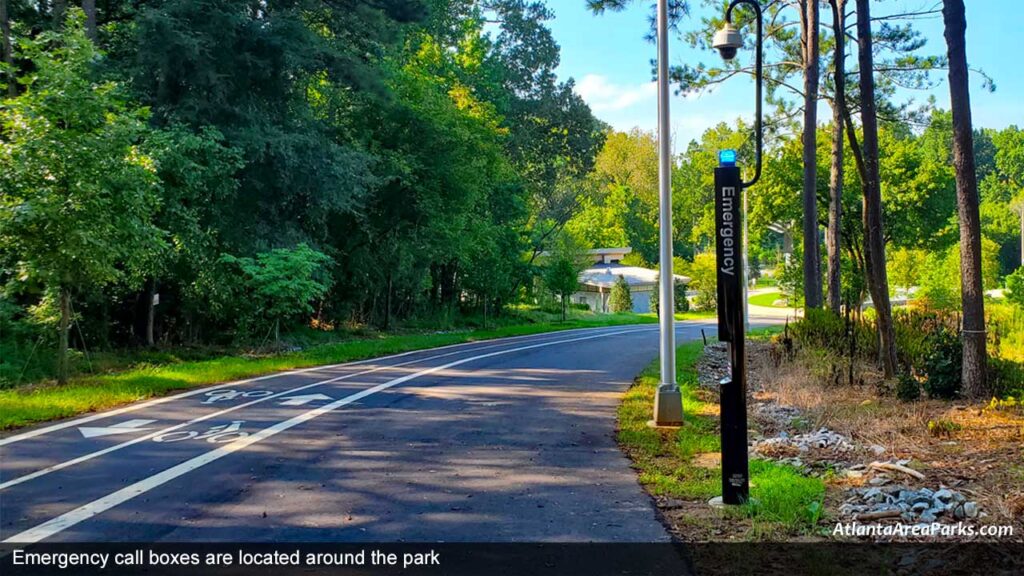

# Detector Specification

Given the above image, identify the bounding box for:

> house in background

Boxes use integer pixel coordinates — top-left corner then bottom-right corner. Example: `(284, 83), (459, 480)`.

(573, 247), (690, 314)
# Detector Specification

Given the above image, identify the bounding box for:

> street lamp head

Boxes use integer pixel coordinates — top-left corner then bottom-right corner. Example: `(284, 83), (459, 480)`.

(713, 23), (743, 61)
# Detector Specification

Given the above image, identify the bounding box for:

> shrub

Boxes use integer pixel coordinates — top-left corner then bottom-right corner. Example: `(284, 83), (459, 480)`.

(921, 329), (962, 399)
(1007, 267), (1024, 308)
(893, 308), (959, 369)
(927, 419), (962, 437)
(790, 308), (876, 359)
(218, 244), (333, 341)
(608, 275), (633, 313)
(686, 253), (717, 311)
(988, 357), (1024, 398)
(896, 372), (921, 401)
(650, 278), (690, 316)
(675, 281), (690, 312)
(790, 308), (845, 351)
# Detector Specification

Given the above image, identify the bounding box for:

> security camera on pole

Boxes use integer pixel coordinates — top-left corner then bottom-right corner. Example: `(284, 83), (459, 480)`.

(710, 0), (763, 506)
(650, 0), (684, 428)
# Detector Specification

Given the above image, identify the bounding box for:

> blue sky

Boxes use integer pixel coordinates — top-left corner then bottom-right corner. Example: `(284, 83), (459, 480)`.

(543, 1), (1024, 147)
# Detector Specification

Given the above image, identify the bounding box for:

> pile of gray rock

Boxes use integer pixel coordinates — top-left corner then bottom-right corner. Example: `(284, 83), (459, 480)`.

(696, 343), (730, 388)
(752, 427), (857, 455)
(840, 485), (981, 523)
(752, 402), (804, 424)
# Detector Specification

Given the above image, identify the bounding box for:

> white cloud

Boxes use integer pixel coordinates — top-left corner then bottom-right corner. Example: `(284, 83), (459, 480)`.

(574, 74), (657, 113)
(571, 73), (753, 151)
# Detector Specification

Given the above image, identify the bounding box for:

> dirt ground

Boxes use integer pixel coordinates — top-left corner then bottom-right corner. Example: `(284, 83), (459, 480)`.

(660, 339), (1024, 543)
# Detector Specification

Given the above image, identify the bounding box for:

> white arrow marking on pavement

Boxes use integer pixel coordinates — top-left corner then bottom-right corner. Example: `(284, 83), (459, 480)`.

(78, 419), (157, 439)
(0, 326), (658, 493)
(277, 393), (333, 406)
(3, 327), (651, 544)
(0, 323), (663, 447)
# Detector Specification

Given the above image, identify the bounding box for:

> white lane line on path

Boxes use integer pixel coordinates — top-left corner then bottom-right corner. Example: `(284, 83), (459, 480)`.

(0, 324), (649, 447)
(0, 327), (656, 491)
(2, 327), (646, 544)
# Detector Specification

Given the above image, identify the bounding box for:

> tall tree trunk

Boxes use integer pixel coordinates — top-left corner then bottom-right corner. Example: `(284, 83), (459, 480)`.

(82, 0), (97, 40)
(57, 287), (71, 384)
(855, 0), (898, 377)
(943, 0), (987, 397)
(383, 272), (393, 331)
(145, 279), (157, 347)
(1, 0), (13, 96)
(801, 0), (823, 309)
(826, 0), (846, 314)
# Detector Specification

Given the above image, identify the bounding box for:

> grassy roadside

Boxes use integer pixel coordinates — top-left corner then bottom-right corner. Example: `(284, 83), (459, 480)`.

(617, 329), (826, 538)
(0, 310), (715, 430)
(748, 291), (786, 308)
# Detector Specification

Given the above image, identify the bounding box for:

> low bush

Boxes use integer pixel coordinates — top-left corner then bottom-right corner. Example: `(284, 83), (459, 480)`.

(927, 418), (962, 437)
(789, 308), (875, 359)
(791, 305), (1023, 399)
(675, 282), (690, 313)
(921, 329), (962, 399)
(989, 357), (1024, 398)
(896, 371), (921, 401)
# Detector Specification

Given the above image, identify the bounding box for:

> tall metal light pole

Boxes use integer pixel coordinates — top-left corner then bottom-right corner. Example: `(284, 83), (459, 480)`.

(652, 0), (684, 427)
(711, 0), (763, 505)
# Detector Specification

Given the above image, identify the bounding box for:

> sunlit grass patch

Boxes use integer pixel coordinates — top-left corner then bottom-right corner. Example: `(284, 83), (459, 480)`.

(0, 313), (658, 430)
(748, 291), (787, 307)
(746, 459), (826, 528)
(616, 329), (825, 536)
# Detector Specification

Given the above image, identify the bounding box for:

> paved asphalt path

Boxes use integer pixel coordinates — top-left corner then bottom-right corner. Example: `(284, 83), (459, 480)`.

(0, 319), (774, 544)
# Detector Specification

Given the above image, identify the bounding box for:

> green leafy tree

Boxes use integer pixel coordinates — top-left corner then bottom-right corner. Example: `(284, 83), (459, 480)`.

(980, 127), (1024, 273)
(918, 238), (1000, 310)
(777, 245), (806, 308)
(0, 12), (161, 382)
(675, 281), (690, 313)
(219, 245), (333, 343)
(132, 125), (243, 345)
(543, 232), (589, 321)
(650, 275), (690, 316)
(1006, 268), (1024, 308)
(887, 248), (928, 290)
(685, 252), (718, 312)
(568, 129), (660, 262)
(608, 275), (633, 314)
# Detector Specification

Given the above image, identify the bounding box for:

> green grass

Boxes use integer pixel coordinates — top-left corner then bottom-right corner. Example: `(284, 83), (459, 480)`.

(617, 329), (825, 537)
(748, 291), (788, 308)
(0, 311), (656, 430)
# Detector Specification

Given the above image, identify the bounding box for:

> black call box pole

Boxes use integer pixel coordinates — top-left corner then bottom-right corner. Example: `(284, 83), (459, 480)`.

(714, 157), (749, 504)
(711, 0), (764, 508)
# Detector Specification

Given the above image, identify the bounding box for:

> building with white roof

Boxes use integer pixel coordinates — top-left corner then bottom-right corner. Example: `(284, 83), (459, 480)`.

(573, 248), (690, 314)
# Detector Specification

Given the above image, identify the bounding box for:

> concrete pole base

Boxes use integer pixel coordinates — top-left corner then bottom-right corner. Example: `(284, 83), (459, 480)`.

(651, 384), (684, 427)
(708, 495), (757, 508)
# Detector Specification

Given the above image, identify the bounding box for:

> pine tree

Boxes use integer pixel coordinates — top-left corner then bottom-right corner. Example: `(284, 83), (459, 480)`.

(943, 0), (987, 397)
(609, 275), (633, 313)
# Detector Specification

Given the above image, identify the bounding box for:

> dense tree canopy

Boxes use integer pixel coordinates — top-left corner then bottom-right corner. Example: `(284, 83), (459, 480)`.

(0, 0), (605, 381)
(1, 0), (1021, 390)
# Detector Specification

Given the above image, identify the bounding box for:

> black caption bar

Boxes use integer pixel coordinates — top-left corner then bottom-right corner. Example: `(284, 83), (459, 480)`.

(3, 543), (1023, 576)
